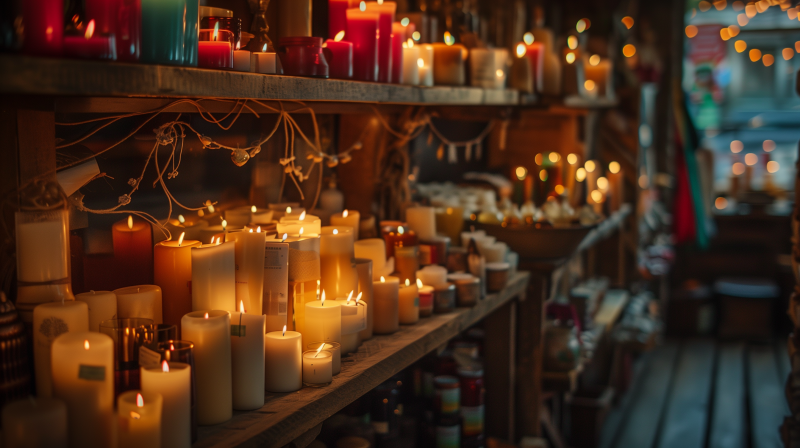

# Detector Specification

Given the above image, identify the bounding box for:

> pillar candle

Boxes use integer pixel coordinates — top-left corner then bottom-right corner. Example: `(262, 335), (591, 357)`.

(141, 361), (191, 448)
(398, 278), (419, 324)
(304, 295), (342, 344)
(373, 276), (399, 334)
(382, 224), (418, 258)
(329, 0), (354, 39)
(154, 237), (201, 330)
(33, 301), (89, 397)
(2, 397), (67, 448)
(114, 285), (162, 323)
(302, 349), (333, 386)
(354, 239), (390, 279)
(402, 40), (420, 85)
(325, 38), (354, 79)
(346, 6), (379, 82)
(225, 229), (266, 315)
(405, 206), (437, 240)
(417, 279), (434, 317)
(330, 209), (361, 240)
(22, 0), (63, 56)
(418, 44), (434, 86)
(251, 45), (277, 73)
(250, 206), (274, 224)
(391, 22), (406, 83)
(181, 310), (232, 425)
(286, 236), (320, 336)
(278, 0), (311, 37)
(233, 46), (251, 71)
(335, 294), (367, 353)
(117, 390), (162, 448)
(607, 161), (623, 212)
(265, 328), (302, 392)
(432, 42), (466, 86)
(394, 246), (419, 284)
(113, 216), (153, 286)
(230, 302), (266, 410)
(306, 342), (341, 375)
(435, 207), (464, 245)
(354, 258), (374, 340)
(278, 214), (322, 236)
(51, 332), (114, 448)
(75, 290), (117, 332)
(198, 28), (233, 69)
(191, 242), (236, 312)
(320, 226), (358, 300)
(524, 42), (545, 92)
(63, 28), (117, 60)
(583, 57), (611, 97)
(364, 1), (396, 83)
(416, 265), (448, 287)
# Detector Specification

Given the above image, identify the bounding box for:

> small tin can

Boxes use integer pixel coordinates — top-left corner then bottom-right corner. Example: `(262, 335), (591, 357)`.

(485, 262), (510, 292)
(447, 273), (481, 306)
(433, 283), (457, 313)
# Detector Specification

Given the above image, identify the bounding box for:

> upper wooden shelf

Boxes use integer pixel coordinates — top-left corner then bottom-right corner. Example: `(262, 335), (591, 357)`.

(195, 271), (529, 448)
(0, 55), (520, 106)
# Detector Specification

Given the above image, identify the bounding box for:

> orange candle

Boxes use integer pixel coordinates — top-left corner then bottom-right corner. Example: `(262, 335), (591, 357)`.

(153, 233), (201, 330)
(431, 39), (466, 86)
(113, 216), (153, 285)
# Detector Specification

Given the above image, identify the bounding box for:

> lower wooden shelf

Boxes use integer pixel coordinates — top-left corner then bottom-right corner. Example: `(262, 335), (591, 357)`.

(195, 271), (530, 448)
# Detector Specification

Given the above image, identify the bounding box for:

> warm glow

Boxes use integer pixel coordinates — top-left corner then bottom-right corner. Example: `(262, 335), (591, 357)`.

(720, 28), (731, 41)
(539, 170), (547, 182)
(589, 54), (600, 66)
(735, 40), (747, 53)
(343, 209), (349, 218)
(416, 278), (423, 288)
(398, 226), (404, 235)
(286, 206), (292, 213)
(622, 44), (636, 57)
(262, 43), (268, 52)
(732, 162), (745, 175)
(584, 80), (596, 91)
(299, 211), (306, 220)
(714, 0), (727, 11)
(585, 160), (596, 172)
(790, 8), (799, 20)
(127, 215), (133, 229)
(567, 154), (578, 165)
(316, 343), (325, 356)
(204, 312), (209, 319)
(783, 48), (795, 60)
(359, 1), (366, 11)
(576, 168), (587, 182)
(715, 197), (728, 209)
(299, 227), (305, 235)
(347, 290), (354, 303)
(417, 58), (424, 68)
(549, 152), (560, 163)
(515, 166), (528, 180)
(332, 228), (338, 235)
(568, 36), (578, 50)
(763, 140), (775, 152)
(745, 4), (757, 17)
(699, 1), (711, 11)
(576, 19), (587, 33)
(744, 153), (758, 166)
(767, 161), (779, 173)
(590, 190), (603, 203)
(213, 22), (220, 41)
(404, 279), (410, 287)
(535, 153), (543, 165)
(210, 236), (215, 244)
(496, 69), (504, 78)
(401, 17), (410, 26)
(85, 19), (95, 39)
(444, 31), (455, 46)
(239, 300), (245, 313)
(686, 25), (698, 38)
(84, 340), (90, 350)
(162, 360), (169, 372)
(282, 233), (288, 242)
(282, 325), (287, 336)
(412, 31), (420, 41)
(730, 140), (743, 153)
(566, 52), (576, 64)
(796, 41), (800, 53)
(554, 185), (565, 195)
(597, 177), (609, 190)
(321, 290), (326, 305)
(737, 14), (749, 26)
(516, 43), (526, 58)
(609, 161), (621, 174)
(178, 232), (185, 246)
(221, 219), (227, 229)
(130, 412), (141, 420)
(728, 25), (740, 37)
(762, 54), (774, 66)
(136, 393), (144, 407)
(523, 32), (534, 45)
(407, 38), (414, 48)
(749, 48), (762, 62)
(334, 30), (345, 42)
(257, 226), (261, 232)
(622, 16), (634, 29)
(178, 214), (185, 223)
(381, 276), (386, 283)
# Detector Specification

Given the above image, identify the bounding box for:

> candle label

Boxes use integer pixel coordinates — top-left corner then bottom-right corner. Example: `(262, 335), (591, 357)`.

(78, 364), (106, 381)
(231, 325), (246, 337)
(139, 346), (162, 369)
(38, 317), (69, 342)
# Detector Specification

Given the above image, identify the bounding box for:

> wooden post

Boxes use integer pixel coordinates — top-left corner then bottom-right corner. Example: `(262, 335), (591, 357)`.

(516, 271), (548, 439)
(484, 299), (517, 440)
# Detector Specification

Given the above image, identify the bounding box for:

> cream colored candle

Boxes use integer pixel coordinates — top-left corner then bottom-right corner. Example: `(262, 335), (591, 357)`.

(33, 301), (89, 397)
(2, 397), (67, 448)
(181, 310), (232, 425)
(114, 284), (162, 323)
(283, 206), (307, 220)
(320, 226), (358, 300)
(154, 236), (201, 330)
(432, 42), (466, 85)
(306, 341), (341, 375)
(75, 290), (117, 332)
(583, 56), (611, 97)
(191, 241), (236, 312)
(418, 44), (434, 86)
(354, 238), (390, 279)
(265, 327), (303, 392)
(482, 242), (508, 263)
(250, 206), (274, 224)
(286, 236), (320, 336)
(416, 265), (448, 287)
(405, 206), (436, 241)
(226, 228), (266, 315)
(469, 48), (509, 89)
(330, 209), (361, 240)
(230, 301), (266, 410)
(264, 239), (290, 333)
(278, 213), (322, 236)
(224, 206), (252, 227)
(302, 349), (333, 386)
(402, 40), (420, 85)
(398, 278), (419, 324)
(304, 293), (342, 345)
(141, 361), (191, 448)
(460, 229), (486, 248)
(354, 258), (374, 340)
(335, 293), (366, 353)
(373, 276), (399, 334)
(117, 390), (162, 448)
(51, 331), (114, 448)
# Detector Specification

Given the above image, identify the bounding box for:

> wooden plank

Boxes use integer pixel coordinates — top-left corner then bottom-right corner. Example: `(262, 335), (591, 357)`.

(598, 349), (655, 448)
(516, 271), (548, 439)
(484, 299), (517, 440)
(709, 343), (746, 448)
(749, 344), (789, 448)
(16, 100), (57, 184)
(194, 272), (530, 448)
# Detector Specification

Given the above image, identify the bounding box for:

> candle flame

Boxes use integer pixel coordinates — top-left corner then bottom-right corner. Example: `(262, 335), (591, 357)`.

(405, 278), (410, 286)
(162, 360), (169, 372)
(213, 22), (220, 41)
(84, 340), (90, 350)
(398, 226), (404, 235)
(321, 290), (326, 305)
(85, 19), (95, 39)
(257, 226), (261, 233)
(407, 38), (414, 48)
(444, 31), (455, 46)
(249, 228), (253, 233)
(585, 160), (596, 172)
(240, 300), (245, 313)
(178, 232), (185, 246)
(210, 236), (215, 244)
(204, 312), (209, 319)
(127, 215), (133, 229)
(282, 233), (288, 242)
(300, 211), (306, 220)
(170, 343), (174, 350)
(299, 227), (305, 235)
(236, 41), (241, 50)
(516, 43), (526, 58)
(221, 219), (227, 229)
(333, 229), (339, 235)
(262, 43), (267, 52)
(130, 411), (141, 420)
(417, 58), (424, 68)
(416, 278), (423, 288)
(343, 209), (349, 218)
(347, 290), (353, 303)
(282, 325), (287, 336)
(136, 393), (144, 407)
(378, 0), (383, 4)
(316, 343), (325, 357)
(567, 154), (578, 165)
(178, 214), (185, 223)
(523, 32), (534, 45)
(381, 276), (386, 283)
(356, 292), (362, 303)
(251, 205), (257, 213)
(335, 31), (345, 42)
(359, 1), (366, 11)
(216, 237), (221, 245)
(286, 206), (292, 214)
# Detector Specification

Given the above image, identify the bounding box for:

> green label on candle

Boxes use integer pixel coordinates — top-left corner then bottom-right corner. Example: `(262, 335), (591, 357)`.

(231, 325), (246, 337)
(78, 364), (106, 381)
(415, 297), (419, 306)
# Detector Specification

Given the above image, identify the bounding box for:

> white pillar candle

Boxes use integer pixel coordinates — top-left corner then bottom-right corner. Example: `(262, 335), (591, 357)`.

(251, 49), (277, 73)
(117, 390), (162, 448)
(265, 327), (302, 392)
(33, 301), (89, 397)
(75, 290), (117, 332)
(277, 214), (322, 237)
(330, 209), (361, 240)
(285, 236), (320, 336)
(320, 226), (358, 300)
(191, 242), (236, 312)
(2, 397), (67, 448)
(418, 44), (434, 86)
(51, 331), (114, 448)
(250, 206), (274, 224)
(223, 206), (253, 227)
(225, 228), (266, 315)
(398, 278), (419, 324)
(304, 294), (342, 345)
(233, 48), (251, 71)
(354, 238), (390, 279)
(482, 242), (508, 263)
(405, 206), (436, 240)
(181, 310), (232, 425)
(469, 48), (509, 89)
(230, 301), (266, 410)
(373, 276), (399, 334)
(141, 361), (191, 448)
(460, 229), (486, 248)
(306, 341), (341, 375)
(114, 285), (162, 323)
(354, 258), (374, 341)
(402, 41), (420, 85)
(302, 349), (333, 386)
(416, 265), (448, 288)
(335, 293), (366, 353)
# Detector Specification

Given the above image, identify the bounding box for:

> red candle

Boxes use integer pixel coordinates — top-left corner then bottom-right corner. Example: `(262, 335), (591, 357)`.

(22, 0), (63, 56)
(85, 0), (141, 61)
(346, 6), (379, 82)
(390, 22), (405, 84)
(198, 27), (233, 69)
(329, 0), (355, 40)
(113, 216), (153, 286)
(324, 35), (354, 79)
(64, 20), (117, 60)
(525, 42), (545, 92)
(364, 1), (396, 83)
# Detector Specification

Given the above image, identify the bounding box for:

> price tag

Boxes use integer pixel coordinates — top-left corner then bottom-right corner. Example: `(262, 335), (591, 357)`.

(139, 346), (162, 369)
(78, 364), (106, 381)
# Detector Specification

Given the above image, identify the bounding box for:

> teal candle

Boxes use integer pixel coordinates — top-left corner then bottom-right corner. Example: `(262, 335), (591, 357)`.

(184, 0), (199, 66)
(141, 0), (185, 65)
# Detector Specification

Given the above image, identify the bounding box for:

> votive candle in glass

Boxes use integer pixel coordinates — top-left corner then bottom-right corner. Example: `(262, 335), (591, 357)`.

(302, 349), (333, 386)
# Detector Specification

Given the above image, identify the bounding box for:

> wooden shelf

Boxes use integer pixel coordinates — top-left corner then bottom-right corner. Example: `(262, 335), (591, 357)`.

(195, 271), (530, 448)
(0, 55), (519, 106)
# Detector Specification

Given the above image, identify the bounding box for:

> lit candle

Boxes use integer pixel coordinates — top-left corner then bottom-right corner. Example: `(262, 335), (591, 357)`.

(63, 20), (117, 60)
(417, 279), (434, 317)
(583, 55), (611, 97)
(354, 238), (391, 279)
(336, 292), (367, 353)
(405, 206), (437, 240)
(364, 1), (397, 83)
(306, 341), (341, 375)
(251, 43), (277, 74)
(278, 211), (322, 236)
(85, 0), (140, 61)
(329, 0), (354, 39)
(284, 235), (319, 336)
(320, 226), (358, 300)
(141, 361), (191, 448)
(330, 209), (361, 240)
(154, 234), (201, 330)
(113, 215), (153, 287)
(181, 311), (232, 425)
(250, 205), (274, 224)
(398, 278), (419, 324)
(198, 24), (233, 69)
(391, 22), (406, 83)
(265, 326), (302, 392)
(114, 285), (162, 323)
(75, 290), (117, 332)
(524, 40), (545, 92)
(21, 0), (63, 56)
(402, 39), (420, 85)
(303, 347), (333, 386)
(229, 301), (266, 410)
(233, 43), (251, 71)
(416, 265), (448, 287)
(51, 332), (115, 448)
(225, 228), (266, 315)
(418, 44), (434, 86)
(346, 4), (379, 82)
(33, 301), (89, 397)
(394, 245), (419, 284)
(325, 31), (354, 79)
(354, 258), (375, 340)
(469, 48), (509, 89)
(117, 391), (162, 448)
(2, 397), (67, 447)
(372, 276), (399, 334)
(432, 34), (466, 86)
(191, 241), (236, 312)
(304, 292), (343, 345)
(382, 224), (418, 258)
(510, 43), (534, 93)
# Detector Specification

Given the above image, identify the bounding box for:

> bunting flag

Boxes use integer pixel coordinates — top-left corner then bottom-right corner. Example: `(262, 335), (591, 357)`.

(465, 143), (472, 161)
(447, 144), (458, 164)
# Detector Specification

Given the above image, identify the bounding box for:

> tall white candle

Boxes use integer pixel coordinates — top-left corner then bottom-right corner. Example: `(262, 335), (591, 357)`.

(75, 290), (117, 332)
(320, 226), (358, 300)
(117, 390), (162, 448)
(302, 349), (333, 386)
(226, 228), (266, 315)
(33, 301), (89, 397)
(354, 238), (390, 279)
(51, 331), (115, 448)
(181, 310), (232, 425)
(285, 236), (319, 335)
(373, 276), (399, 334)
(264, 327), (302, 392)
(141, 361), (192, 448)
(398, 279), (419, 324)
(402, 40), (420, 85)
(230, 301), (266, 410)
(114, 285), (162, 323)
(354, 258), (374, 340)
(304, 293), (342, 345)
(330, 209), (361, 240)
(418, 44), (434, 86)
(405, 206), (436, 240)
(1, 397), (67, 448)
(191, 242), (236, 312)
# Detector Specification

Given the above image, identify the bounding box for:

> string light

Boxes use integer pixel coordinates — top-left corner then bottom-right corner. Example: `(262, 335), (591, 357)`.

(749, 48), (762, 62)
(762, 54), (774, 66)
(735, 40), (747, 52)
(737, 14), (749, 26)
(622, 44), (636, 57)
(686, 25), (699, 38)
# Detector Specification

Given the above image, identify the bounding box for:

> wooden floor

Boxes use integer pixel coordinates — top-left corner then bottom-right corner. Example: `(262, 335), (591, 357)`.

(600, 339), (791, 448)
